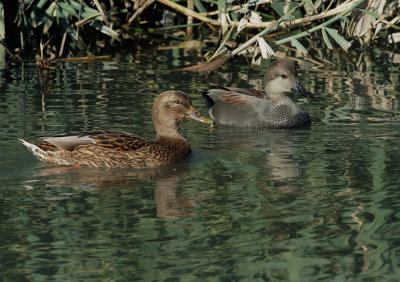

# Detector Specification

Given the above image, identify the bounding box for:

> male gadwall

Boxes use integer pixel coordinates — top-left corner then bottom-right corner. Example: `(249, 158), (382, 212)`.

(19, 90), (212, 168)
(201, 59), (313, 128)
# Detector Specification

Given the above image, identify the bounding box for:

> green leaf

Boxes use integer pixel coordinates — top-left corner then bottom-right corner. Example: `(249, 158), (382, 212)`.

(193, 0), (206, 13)
(321, 27), (332, 49)
(58, 2), (79, 18)
(45, 2), (56, 18)
(42, 2), (56, 33)
(325, 27), (351, 51)
(304, 0), (315, 12)
(56, 8), (76, 40)
(90, 21), (118, 39)
(80, 4), (102, 20)
(290, 38), (307, 54)
(218, 0), (225, 14)
(358, 8), (380, 20)
(37, 0), (49, 9)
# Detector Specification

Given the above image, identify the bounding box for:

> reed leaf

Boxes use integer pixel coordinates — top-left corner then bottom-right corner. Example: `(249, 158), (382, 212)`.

(357, 8), (380, 20)
(58, 2), (79, 18)
(256, 36), (274, 59)
(291, 38), (308, 54)
(193, 0), (206, 13)
(43, 2), (56, 34)
(37, 0), (49, 9)
(304, 0), (315, 12)
(325, 27), (351, 51)
(90, 21), (118, 39)
(358, 8), (400, 30)
(321, 27), (332, 49)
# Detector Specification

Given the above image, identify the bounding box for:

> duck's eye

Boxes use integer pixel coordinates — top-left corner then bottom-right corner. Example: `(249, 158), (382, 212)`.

(174, 100), (181, 105)
(281, 74), (288, 79)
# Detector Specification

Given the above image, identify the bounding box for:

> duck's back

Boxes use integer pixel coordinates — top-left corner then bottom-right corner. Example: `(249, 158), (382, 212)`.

(21, 130), (192, 168)
(205, 90), (310, 128)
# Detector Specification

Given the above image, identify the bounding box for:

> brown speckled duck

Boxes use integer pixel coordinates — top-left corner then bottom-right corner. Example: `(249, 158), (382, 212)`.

(202, 59), (313, 129)
(19, 90), (212, 168)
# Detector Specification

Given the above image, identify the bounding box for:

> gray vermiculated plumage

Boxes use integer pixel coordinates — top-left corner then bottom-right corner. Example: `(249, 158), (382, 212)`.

(202, 59), (312, 129)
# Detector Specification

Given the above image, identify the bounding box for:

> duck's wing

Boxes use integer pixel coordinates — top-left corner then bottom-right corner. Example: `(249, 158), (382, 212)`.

(202, 88), (255, 109)
(87, 130), (152, 151)
(40, 130), (151, 152)
(202, 89), (265, 126)
(209, 85), (268, 99)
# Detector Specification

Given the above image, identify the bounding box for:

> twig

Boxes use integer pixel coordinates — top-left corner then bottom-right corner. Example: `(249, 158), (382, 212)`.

(187, 0), (194, 39)
(210, 19), (237, 60)
(93, 0), (109, 25)
(128, 0), (155, 24)
(75, 13), (101, 27)
(157, 0), (218, 24)
(200, 1), (274, 16)
(0, 37), (16, 58)
(200, 5), (242, 17)
(157, 0), (362, 31)
(59, 31), (67, 57)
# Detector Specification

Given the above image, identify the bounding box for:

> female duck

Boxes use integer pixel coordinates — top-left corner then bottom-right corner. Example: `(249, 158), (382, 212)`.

(19, 90), (212, 168)
(202, 59), (313, 129)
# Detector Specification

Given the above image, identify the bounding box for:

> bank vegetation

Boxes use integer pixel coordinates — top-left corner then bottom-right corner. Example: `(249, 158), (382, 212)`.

(0, 0), (399, 67)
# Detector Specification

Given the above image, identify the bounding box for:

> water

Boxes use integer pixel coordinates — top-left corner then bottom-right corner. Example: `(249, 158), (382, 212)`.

(1, 48), (400, 281)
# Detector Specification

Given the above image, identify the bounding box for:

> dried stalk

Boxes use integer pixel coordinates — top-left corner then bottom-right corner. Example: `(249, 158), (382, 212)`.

(128, 0), (156, 24)
(200, 1), (273, 17)
(93, 0), (109, 25)
(276, 0), (365, 45)
(156, 0), (218, 24)
(59, 31), (67, 57)
(187, 0), (194, 39)
(157, 0), (364, 31)
(75, 13), (101, 27)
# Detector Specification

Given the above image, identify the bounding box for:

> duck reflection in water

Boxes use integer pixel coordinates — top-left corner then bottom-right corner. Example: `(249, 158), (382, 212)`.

(23, 163), (196, 219)
(209, 127), (309, 184)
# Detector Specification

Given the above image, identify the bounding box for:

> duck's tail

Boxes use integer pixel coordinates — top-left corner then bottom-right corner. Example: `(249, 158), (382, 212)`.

(200, 89), (214, 109)
(19, 138), (53, 162)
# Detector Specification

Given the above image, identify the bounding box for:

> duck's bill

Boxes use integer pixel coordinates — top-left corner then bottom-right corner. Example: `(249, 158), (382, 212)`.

(185, 106), (214, 124)
(291, 82), (313, 98)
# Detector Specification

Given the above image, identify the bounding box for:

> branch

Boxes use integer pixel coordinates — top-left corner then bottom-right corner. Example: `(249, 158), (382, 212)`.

(276, 0), (365, 45)
(156, 0), (217, 24)
(128, 0), (156, 24)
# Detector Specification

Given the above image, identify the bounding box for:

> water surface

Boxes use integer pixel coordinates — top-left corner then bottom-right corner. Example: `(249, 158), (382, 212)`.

(1, 49), (400, 281)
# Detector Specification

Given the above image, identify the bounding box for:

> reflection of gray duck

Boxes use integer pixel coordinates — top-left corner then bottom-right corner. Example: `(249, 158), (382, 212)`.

(202, 59), (313, 129)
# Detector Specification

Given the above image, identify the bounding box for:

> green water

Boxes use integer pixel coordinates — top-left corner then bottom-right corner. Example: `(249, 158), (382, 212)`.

(1, 49), (400, 281)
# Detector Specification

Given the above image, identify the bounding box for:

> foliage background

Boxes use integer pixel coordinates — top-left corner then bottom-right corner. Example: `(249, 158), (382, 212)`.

(0, 0), (399, 62)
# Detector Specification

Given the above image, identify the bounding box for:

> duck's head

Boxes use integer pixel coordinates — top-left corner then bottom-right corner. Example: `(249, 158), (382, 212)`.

(152, 90), (213, 133)
(263, 59), (313, 99)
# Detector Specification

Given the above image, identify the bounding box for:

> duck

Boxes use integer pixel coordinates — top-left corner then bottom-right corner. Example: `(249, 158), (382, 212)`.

(201, 58), (313, 129)
(19, 90), (213, 168)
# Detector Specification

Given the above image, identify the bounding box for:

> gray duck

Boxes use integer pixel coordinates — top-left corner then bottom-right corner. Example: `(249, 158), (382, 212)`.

(202, 59), (313, 128)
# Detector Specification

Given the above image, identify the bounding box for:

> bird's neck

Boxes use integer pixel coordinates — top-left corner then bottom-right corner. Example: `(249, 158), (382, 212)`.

(264, 92), (292, 105)
(155, 122), (189, 147)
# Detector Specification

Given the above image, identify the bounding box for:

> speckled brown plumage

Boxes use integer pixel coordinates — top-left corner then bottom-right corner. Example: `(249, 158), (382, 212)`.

(19, 90), (212, 168)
